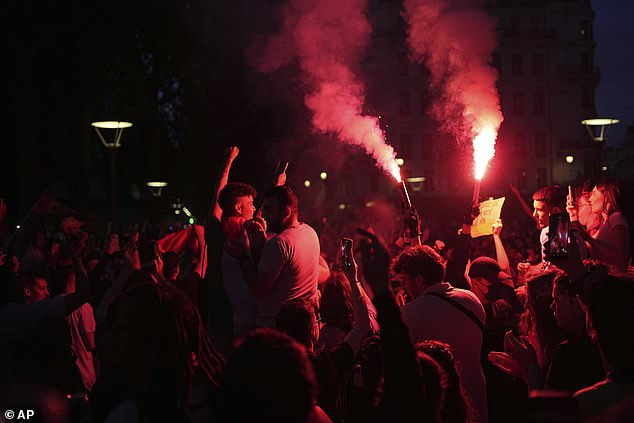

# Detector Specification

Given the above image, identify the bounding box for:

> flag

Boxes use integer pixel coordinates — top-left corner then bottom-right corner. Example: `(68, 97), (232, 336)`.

(31, 192), (77, 216)
(157, 225), (199, 254)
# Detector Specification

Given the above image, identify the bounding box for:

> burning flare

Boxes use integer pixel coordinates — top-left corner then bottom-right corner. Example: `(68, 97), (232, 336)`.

(402, 0), (503, 180)
(249, 0), (401, 181)
(473, 123), (496, 180)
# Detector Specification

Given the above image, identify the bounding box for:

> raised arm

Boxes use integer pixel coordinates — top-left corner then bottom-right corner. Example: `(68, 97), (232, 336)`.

(63, 255), (91, 315)
(510, 184), (535, 220)
(492, 219), (512, 276)
(358, 229), (426, 421)
(208, 146), (240, 221)
(445, 203), (478, 290)
(95, 248), (135, 324)
(341, 245), (371, 356)
(575, 220), (630, 269)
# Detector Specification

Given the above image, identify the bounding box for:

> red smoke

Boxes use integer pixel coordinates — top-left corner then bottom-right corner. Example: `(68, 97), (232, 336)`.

(249, 0), (401, 181)
(402, 0), (503, 178)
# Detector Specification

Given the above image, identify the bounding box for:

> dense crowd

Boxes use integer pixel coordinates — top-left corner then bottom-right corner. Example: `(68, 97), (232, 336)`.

(1, 147), (633, 423)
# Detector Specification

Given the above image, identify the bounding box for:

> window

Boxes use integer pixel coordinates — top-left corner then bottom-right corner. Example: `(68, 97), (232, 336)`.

(537, 168), (547, 187)
(492, 53), (502, 75)
(423, 170), (436, 192)
(513, 91), (525, 115)
(397, 52), (409, 76)
(514, 133), (527, 159)
(421, 134), (434, 160)
(580, 52), (591, 74)
(510, 17), (520, 33)
(398, 91), (411, 116)
(419, 91), (430, 115)
(532, 54), (544, 76)
(580, 20), (589, 40)
(511, 54), (524, 76)
(535, 133), (547, 158)
(516, 168), (528, 190)
(582, 86), (594, 109)
(531, 17), (541, 33)
(365, 93), (377, 111)
(370, 173), (379, 191)
(533, 91), (545, 116)
(400, 134), (412, 158)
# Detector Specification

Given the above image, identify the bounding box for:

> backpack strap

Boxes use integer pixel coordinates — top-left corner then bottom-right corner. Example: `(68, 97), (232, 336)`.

(423, 291), (485, 334)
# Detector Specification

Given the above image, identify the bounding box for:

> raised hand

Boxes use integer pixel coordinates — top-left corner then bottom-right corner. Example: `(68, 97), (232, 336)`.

(509, 184), (520, 197)
(488, 351), (526, 380)
(492, 219), (503, 237)
(464, 202), (480, 226)
(356, 227), (391, 295)
(224, 146), (239, 163)
(403, 206), (420, 235)
(503, 331), (538, 368)
(566, 192), (578, 222)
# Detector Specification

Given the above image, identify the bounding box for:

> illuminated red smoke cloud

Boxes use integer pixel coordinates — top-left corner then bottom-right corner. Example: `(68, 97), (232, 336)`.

(250, 0), (402, 181)
(402, 0), (503, 178)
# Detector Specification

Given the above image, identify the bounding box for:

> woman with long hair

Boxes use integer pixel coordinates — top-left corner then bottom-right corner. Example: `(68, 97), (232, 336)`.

(316, 271), (354, 352)
(573, 178), (631, 273)
(100, 283), (223, 423)
(489, 270), (567, 391)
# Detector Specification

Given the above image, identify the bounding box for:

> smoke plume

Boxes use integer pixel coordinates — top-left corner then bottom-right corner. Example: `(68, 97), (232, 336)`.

(249, 0), (401, 181)
(402, 0), (503, 177)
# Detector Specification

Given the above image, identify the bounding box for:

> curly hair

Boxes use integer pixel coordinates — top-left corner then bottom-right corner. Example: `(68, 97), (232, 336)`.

(391, 245), (446, 285)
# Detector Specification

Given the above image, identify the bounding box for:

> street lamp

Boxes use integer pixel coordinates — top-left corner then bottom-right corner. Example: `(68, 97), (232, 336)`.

(565, 155), (574, 164)
(319, 172), (328, 181)
(581, 118), (619, 142)
(91, 121), (133, 221)
(146, 181), (168, 197)
(581, 118), (619, 178)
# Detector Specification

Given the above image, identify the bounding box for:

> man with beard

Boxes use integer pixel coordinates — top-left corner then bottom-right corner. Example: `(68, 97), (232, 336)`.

(239, 185), (320, 327)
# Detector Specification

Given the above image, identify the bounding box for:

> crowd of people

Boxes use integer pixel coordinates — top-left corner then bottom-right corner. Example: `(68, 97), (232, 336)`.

(1, 146), (633, 423)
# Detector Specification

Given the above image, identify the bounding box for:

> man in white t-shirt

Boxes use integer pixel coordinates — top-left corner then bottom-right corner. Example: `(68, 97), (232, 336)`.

(240, 186), (320, 327)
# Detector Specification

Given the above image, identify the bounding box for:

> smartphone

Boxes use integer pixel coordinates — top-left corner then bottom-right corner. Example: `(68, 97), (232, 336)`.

(274, 161), (289, 176)
(568, 185), (576, 207)
(341, 237), (353, 268)
(546, 213), (570, 259)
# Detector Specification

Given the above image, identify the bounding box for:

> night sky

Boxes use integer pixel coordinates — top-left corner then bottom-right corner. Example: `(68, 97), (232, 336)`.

(593, 2), (634, 146)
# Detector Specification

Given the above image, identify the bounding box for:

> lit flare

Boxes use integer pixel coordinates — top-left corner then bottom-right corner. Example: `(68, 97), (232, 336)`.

(473, 124), (497, 180)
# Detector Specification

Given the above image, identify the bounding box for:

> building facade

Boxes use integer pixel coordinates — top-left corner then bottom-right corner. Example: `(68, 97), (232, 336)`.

(345, 0), (600, 208)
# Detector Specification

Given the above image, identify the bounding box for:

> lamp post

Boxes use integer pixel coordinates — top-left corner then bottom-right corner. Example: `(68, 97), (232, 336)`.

(581, 118), (619, 178)
(146, 181), (168, 197)
(91, 121), (133, 221)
